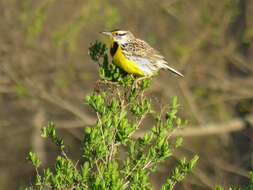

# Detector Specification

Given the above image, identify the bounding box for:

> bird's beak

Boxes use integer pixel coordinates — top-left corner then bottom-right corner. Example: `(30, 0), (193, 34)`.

(100, 31), (112, 36)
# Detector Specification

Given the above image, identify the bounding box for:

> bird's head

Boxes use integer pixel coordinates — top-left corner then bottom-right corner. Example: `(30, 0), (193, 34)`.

(101, 29), (135, 44)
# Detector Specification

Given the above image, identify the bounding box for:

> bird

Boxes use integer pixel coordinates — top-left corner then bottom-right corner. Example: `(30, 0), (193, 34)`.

(101, 29), (184, 78)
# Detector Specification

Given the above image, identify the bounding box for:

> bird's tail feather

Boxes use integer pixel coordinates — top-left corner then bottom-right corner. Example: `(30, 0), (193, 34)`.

(159, 61), (184, 77)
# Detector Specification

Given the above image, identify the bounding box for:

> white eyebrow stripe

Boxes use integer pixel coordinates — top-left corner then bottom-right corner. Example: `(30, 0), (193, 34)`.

(118, 33), (126, 36)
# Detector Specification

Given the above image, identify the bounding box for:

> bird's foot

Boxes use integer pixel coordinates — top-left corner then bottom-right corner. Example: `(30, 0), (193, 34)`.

(133, 76), (150, 88)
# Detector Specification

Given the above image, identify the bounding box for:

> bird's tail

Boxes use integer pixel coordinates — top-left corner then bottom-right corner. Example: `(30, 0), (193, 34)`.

(160, 61), (184, 77)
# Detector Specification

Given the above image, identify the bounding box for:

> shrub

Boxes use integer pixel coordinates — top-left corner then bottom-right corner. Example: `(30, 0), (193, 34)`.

(26, 41), (198, 190)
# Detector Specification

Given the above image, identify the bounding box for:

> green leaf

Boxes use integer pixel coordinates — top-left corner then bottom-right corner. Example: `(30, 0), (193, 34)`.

(189, 155), (199, 171)
(27, 152), (40, 168)
(215, 186), (223, 190)
(175, 136), (183, 148)
(88, 41), (107, 61)
(172, 96), (177, 107)
(41, 126), (48, 138)
(176, 118), (181, 126)
(250, 171), (253, 183)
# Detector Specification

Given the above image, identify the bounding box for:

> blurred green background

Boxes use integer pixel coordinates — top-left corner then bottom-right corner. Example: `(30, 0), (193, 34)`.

(0, 0), (253, 189)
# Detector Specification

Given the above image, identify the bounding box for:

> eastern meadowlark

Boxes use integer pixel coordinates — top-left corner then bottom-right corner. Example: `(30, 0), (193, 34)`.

(101, 29), (184, 78)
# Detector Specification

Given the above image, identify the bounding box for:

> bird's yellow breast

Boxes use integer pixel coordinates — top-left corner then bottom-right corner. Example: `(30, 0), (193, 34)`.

(110, 38), (144, 76)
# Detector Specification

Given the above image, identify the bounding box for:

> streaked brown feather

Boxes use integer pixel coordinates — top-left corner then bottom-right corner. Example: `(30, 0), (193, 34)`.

(121, 39), (164, 60)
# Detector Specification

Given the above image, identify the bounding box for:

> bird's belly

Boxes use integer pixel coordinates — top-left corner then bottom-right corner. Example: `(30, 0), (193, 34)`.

(112, 47), (144, 76)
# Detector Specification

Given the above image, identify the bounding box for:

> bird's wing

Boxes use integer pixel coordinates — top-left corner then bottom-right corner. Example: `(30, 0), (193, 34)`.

(121, 39), (184, 77)
(121, 39), (164, 60)
(124, 55), (157, 76)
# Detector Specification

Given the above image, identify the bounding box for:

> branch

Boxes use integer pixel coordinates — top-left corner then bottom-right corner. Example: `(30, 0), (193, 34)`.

(133, 114), (253, 137)
(39, 90), (94, 124)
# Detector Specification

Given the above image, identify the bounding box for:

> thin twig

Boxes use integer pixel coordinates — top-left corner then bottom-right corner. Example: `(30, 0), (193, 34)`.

(129, 112), (147, 137)
(143, 160), (153, 170)
(95, 159), (104, 181)
(96, 112), (108, 164)
(122, 160), (141, 187)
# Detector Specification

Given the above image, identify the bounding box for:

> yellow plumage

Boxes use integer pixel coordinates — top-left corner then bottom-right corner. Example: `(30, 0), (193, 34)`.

(109, 36), (144, 76)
